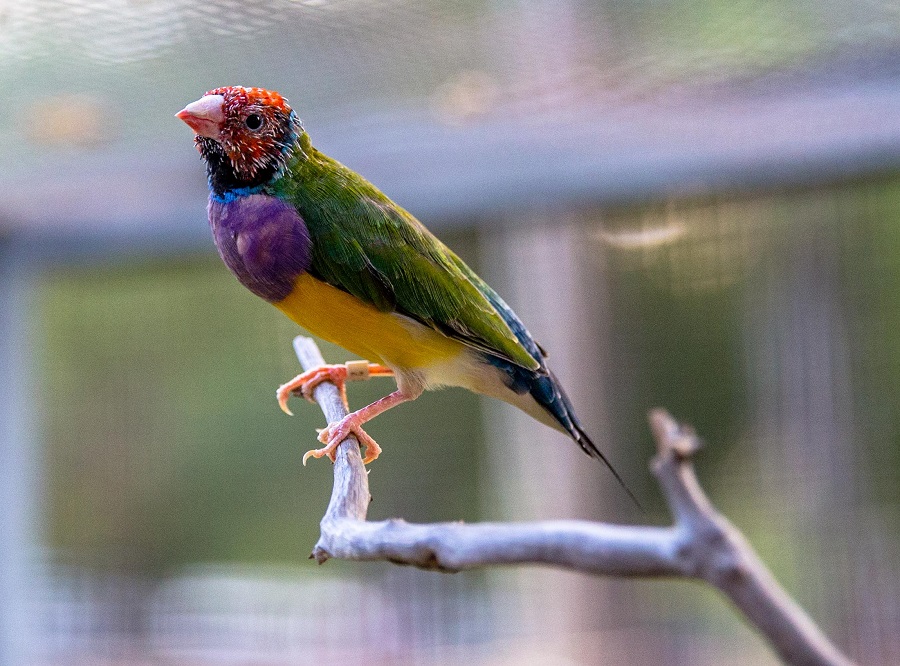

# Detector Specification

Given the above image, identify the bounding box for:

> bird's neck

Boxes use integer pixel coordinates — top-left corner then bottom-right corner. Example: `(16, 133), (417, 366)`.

(206, 127), (309, 203)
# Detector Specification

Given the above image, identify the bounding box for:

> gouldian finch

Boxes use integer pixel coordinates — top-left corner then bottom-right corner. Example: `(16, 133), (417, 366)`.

(177, 86), (634, 499)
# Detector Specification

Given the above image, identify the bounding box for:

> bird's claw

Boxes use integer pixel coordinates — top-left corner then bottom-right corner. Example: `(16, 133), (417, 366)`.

(302, 446), (331, 466)
(277, 365), (349, 415)
(302, 415), (383, 466)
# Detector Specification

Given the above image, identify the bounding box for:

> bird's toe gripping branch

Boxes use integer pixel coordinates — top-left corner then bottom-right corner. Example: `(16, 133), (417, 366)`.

(278, 364), (349, 414)
(276, 361), (394, 414)
(302, 388), (412, 466)
(277, 359), (396, 466)
(303, 413), (383, 466)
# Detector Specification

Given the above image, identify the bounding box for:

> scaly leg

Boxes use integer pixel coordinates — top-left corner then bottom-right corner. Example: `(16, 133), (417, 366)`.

(303, 389), (412, 465)
(276, 362), (394, 414)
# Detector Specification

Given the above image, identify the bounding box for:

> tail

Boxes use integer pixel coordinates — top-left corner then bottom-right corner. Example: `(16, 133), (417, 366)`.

(531, 371), (644, 511)
(472, 287), (642, 509)
(571, 419), (644, 511)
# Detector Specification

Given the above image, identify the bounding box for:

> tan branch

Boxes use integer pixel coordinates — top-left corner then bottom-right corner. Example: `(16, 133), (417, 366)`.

(293, 336), (854, 666)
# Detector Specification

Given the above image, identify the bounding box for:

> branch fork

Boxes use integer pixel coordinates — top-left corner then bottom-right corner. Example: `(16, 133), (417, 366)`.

(291, 336), (854, 666)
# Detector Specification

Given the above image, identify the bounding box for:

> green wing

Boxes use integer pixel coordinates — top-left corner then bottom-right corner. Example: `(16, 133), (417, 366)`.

(282, 153), (540, 371)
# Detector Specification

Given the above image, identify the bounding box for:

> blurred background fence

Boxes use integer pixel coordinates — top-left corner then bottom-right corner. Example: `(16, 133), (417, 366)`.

(1, 0), (899, 663)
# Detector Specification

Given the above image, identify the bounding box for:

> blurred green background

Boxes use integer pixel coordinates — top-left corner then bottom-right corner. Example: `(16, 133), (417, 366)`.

(1, 0), (899, 664)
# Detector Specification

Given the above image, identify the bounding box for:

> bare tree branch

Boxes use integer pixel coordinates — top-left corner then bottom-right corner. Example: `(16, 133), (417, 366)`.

(292, 335), (854, 666)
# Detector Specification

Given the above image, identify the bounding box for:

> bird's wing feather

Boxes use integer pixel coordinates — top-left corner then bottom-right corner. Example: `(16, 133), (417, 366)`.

(290, 164), (540, 371)
(446, 253), (546, 364)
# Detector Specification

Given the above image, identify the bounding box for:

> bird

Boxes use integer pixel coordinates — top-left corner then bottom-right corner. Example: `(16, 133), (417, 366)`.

(177, 86), (637, 503)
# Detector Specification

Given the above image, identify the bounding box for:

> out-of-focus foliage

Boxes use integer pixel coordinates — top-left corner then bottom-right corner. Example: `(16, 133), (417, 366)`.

(599, 198), (755, 478)
(597, 177), (900, 510)
(837, 179), (900, 517)
(579, 176), (900, 664)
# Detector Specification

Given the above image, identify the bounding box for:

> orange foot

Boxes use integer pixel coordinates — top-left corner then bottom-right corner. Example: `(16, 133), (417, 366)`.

(277, 364), (349, 415)
(277, 362), (394, 415)
(302, 412), (383, 466)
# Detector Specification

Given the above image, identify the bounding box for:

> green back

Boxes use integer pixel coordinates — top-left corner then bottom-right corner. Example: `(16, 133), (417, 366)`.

(271, 136), (540, 371)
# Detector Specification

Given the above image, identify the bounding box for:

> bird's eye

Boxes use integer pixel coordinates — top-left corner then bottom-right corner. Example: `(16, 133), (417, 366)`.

(245, 114), (264, 130)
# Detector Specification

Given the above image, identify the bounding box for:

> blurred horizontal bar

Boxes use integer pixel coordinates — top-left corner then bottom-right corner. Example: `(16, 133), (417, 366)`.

(5, 74), (900, 260)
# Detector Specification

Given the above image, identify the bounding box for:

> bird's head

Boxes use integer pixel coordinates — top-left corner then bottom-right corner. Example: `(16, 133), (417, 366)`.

(177, 86), (303, 193)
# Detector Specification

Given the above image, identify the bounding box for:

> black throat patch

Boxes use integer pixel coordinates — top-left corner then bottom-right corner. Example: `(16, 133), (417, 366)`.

(196, 137), (283, 196)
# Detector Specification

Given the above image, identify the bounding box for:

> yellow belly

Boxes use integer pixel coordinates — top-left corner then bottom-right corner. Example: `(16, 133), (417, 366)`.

(275, 273), (465, 369)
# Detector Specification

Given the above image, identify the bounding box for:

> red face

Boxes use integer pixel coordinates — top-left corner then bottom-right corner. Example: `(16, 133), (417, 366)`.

(177, 86), (297, 182)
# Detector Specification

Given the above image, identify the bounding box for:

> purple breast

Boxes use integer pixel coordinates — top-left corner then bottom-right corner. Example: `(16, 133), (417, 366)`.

(208, 194), (312, 302)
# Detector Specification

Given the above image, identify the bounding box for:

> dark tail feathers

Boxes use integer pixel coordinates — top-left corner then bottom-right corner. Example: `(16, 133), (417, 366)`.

(534, 371), (644, 511)
(571, 421), (644, 511)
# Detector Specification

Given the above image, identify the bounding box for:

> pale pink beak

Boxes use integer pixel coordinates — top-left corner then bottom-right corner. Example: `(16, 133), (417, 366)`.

(176, 94), (225, 139)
